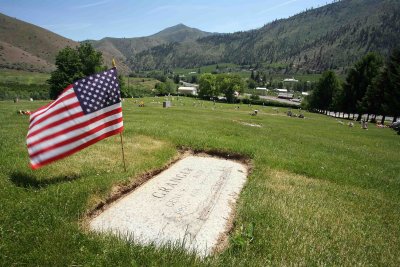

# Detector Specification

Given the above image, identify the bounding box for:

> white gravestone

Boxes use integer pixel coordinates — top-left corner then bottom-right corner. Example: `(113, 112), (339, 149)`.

(90, 155), (248, 256)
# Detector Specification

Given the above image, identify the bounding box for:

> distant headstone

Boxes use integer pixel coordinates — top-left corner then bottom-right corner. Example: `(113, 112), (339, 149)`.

(90, 156), (248, 256)
(362, 119), (368, 129)
(163, 101), (171, 108)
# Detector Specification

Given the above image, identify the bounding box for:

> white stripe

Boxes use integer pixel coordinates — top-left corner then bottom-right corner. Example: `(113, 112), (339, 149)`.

(29, 96), (79, 126)
(28, 106), (83, 134)
(28, 112), (122, 154)
(27, 103), (122, 144)
(30, 121), (124, 165)
(30, 89), (75, 120)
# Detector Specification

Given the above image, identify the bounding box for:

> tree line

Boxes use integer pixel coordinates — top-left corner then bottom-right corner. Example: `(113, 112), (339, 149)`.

(306, 49), (400, 123)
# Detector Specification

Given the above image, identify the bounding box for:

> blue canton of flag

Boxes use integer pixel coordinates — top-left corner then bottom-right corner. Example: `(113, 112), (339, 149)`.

(74, 68), (121, 114)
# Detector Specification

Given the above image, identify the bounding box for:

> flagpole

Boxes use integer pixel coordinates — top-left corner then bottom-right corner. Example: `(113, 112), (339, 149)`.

(113, 59), (127, 172)
(120, 132), (127, 172)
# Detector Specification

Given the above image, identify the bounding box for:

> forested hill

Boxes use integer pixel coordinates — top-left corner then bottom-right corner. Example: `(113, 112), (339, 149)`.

(86, 24), (214, 68)
(130, 0), (400, 72)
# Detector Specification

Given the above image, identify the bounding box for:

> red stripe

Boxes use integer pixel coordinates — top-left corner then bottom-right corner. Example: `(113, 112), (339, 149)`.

(30, 92), (77, 124)
(30, 126), (124, 170)
(30, 85), (73, 122)
(29, 117), (123, 158)
(27, 108), (122, 148)
(27, 111), (85, 139)
(29, 101), (81, 130)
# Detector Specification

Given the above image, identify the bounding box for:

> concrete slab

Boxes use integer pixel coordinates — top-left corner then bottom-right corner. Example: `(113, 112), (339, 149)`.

(89, 155), (248, 256)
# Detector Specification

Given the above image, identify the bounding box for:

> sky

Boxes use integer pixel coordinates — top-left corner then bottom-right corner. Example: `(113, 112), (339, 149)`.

(0, 0), (330, 41)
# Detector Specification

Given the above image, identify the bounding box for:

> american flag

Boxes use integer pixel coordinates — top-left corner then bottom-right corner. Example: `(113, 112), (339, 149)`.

(27, 68), (123, 169)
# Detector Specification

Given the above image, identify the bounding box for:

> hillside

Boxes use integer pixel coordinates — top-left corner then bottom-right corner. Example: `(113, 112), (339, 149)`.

(130, 0), (400, 72)
(87, 24), (213, 68)
(150, 23), (215, 43)
(0, 13), (130, 73)
(0, 13), (78, 72)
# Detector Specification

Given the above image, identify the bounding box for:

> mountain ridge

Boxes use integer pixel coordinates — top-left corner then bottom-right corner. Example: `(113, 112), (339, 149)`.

(129, 0), (400, 72)
(86, 23), (214, 67)
(1, 0), (400, 74)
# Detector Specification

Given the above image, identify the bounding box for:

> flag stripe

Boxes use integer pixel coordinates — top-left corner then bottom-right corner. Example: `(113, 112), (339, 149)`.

(30, 87), (75, 123)
(27, 108), (85, 138)
(30, 121), (123, 165)
(29, 101), (81, 130)
(27, 107), (122, 148)
(27, 103), (121, 141)
(30, 94), (78, 126)
(30, 126), (123, 169)
(29, 117), (123, 158)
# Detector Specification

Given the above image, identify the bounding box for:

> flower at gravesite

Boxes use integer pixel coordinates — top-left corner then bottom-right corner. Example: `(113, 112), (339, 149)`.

(26, 68), (123, 169)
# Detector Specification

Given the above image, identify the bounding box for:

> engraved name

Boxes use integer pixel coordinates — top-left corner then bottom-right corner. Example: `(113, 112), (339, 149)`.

(152, 168), (193, 198)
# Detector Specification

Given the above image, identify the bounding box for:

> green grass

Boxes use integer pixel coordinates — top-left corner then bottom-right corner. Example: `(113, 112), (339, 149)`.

(0, 69), (50, 85)
(125, 77), (159, 90)
(1, 97), (399, 266)
(173, 63), (240, 75)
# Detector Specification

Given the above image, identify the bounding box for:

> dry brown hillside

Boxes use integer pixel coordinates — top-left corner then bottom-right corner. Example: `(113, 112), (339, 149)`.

(0, 13), (130, 74)
(0, 40), (54, 72)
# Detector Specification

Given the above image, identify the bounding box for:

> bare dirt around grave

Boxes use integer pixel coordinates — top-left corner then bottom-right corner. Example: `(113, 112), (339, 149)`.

(87, 151), (250, 256)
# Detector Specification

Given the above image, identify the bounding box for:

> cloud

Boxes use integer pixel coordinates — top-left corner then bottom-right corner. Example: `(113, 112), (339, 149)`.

(42, 23), (92, 31)
(146, 5), (175, 15)
(146, 4), (210, 15)
(71, 0), (112, 10)
(258, 0), (301, 15)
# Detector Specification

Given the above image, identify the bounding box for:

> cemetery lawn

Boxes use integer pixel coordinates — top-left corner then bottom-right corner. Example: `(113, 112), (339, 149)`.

(0, 69), (50, 85)
(1, 98), (399, 266)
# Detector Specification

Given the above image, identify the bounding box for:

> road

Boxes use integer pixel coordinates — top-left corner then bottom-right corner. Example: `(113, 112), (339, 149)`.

(259, 95), (301, 106)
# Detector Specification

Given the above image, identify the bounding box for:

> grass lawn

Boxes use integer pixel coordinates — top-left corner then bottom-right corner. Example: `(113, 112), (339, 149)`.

(1, 97), (399, 266)
(124, 77), (159, 91)
(0, 69), (50, 85)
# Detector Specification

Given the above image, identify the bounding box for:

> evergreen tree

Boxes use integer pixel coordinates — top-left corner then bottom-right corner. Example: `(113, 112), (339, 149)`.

(307, 70), (341, 113)
(362, 68), (387, 122)
(384, 48), (400, 122)
(250, 70), (255, 80)
(190, 76), (198, 84)
(255, 72), (261, 84)
(247, 79), (256, 90)
(342, 53), (383, 120)
(262, 73), (267, 86)
(173, 74), (180, 84)
(331, 82), (344, 114)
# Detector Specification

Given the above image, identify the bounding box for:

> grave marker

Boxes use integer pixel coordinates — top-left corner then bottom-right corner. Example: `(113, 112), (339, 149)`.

(90, 155), (248, 256)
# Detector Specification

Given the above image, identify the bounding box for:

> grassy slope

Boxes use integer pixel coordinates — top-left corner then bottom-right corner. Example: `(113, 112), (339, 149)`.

(0, 98), (399, 266)
(0, 69), (50, 85)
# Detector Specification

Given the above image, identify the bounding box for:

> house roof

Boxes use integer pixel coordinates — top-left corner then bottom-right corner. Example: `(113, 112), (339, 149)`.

(178, 87), (197, 91)
(283, 78), (299, 82)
